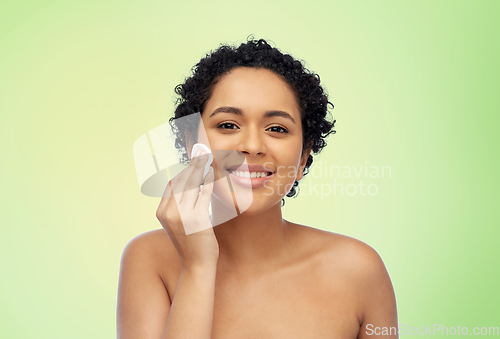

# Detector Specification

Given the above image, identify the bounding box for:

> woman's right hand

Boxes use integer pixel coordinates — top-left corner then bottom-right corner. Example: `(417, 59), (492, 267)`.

(156, 150), (219, 269)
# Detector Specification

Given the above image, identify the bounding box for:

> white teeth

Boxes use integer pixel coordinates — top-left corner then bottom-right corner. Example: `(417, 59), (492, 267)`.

(230, 171), (270, 178)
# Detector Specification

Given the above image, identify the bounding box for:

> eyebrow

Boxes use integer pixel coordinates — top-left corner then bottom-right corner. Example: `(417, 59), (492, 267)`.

(209, 106), (296, 124)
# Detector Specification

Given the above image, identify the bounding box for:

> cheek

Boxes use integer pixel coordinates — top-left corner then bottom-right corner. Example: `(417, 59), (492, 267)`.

(268, 138), (304, 178)
(274, 156), (303, 183)
(203, 129), (229, 149)
(279, 141), (304, 167)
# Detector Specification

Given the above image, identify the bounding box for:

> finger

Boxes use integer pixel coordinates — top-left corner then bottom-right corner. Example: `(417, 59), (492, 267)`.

(157, 179), (174, 217)
(163, 193), (186, 236)
(169, 152), (204, 204)
(158, 152), (200, 212)
(195, 166), (215, 210)
(181, 153), (210, 206)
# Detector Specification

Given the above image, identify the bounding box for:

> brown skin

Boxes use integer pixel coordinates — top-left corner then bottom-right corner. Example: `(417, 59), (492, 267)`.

(189, 66), (312, 274)
(117, 67), (398, 338)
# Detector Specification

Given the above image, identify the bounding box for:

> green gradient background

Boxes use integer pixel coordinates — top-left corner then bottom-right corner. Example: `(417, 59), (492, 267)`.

(1, 0), (498, 337)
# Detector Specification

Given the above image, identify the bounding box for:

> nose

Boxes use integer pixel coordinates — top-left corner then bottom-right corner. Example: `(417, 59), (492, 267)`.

(236, 125), (266, 156)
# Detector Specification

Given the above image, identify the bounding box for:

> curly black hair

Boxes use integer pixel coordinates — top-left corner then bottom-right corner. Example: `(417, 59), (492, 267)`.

(169, 36), (336, 206)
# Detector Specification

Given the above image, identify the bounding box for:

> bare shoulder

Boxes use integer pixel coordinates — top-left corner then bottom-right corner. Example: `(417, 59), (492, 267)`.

(291, 223), (389, 284)
(123, 229), (173, 256)
(292, 223), (396, 325)
(117, 230), (181, 338)
(121, 229), (181, 279)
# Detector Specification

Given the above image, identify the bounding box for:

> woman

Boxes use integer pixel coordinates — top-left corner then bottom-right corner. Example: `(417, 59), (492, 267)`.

(117, 37), (398, 338)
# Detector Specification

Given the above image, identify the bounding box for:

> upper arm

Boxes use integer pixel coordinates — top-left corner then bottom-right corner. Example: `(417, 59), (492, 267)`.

(117, 233), (171, 339)
(352, 242), (398, 338)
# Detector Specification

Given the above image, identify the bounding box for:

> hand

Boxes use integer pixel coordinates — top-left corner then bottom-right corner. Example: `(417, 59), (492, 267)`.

(156, 151), (219, 268)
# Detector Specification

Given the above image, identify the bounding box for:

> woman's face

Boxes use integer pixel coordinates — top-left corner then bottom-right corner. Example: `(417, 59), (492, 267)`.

(195, 66), (311, 214)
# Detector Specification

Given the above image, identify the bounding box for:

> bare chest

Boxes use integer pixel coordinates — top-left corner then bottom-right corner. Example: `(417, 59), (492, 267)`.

(164, 263), (361, 339)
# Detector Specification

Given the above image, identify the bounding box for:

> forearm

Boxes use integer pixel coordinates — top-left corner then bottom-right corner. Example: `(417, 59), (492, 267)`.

(162, 265), (217, 339)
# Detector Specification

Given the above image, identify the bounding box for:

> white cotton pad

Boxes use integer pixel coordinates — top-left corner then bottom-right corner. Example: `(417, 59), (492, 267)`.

(190, 143), (214, 179)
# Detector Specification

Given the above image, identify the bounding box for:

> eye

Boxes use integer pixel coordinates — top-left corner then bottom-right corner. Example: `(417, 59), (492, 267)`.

(216, 122), (288, 133)
(216, 122), (239, 130)
(267, 125), (289, 133)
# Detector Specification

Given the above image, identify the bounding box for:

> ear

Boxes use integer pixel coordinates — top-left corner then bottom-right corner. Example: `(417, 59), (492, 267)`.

(296, 147), (312, 181)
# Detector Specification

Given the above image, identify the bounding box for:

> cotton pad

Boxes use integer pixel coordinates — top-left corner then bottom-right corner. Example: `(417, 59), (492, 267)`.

(190, 143), (214, 179)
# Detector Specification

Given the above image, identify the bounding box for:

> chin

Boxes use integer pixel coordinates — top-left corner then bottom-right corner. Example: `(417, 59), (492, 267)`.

(236, 197), (282, 216)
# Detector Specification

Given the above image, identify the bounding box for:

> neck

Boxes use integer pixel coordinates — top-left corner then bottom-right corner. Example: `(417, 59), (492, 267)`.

(211, 197), (294, 275)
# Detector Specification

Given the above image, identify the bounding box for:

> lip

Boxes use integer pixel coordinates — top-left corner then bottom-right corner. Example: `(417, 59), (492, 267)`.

(225, 163), (275, 189)
(226, 164), (275, 173)
(227, 170), (274, 188)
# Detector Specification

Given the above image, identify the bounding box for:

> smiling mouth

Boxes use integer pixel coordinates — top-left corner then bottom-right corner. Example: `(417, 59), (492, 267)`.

(226, 169), (274, 178)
